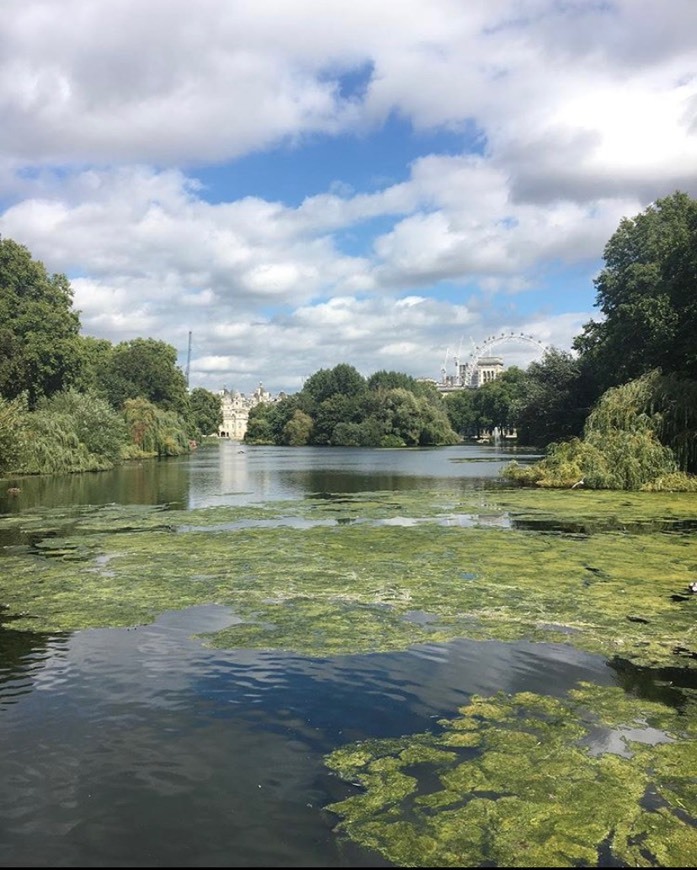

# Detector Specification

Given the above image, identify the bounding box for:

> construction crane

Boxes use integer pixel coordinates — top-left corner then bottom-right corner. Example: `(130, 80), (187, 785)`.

(185, 330), (192, 388)
(441, 347), (450, 384)
(452, 337), (464, 383)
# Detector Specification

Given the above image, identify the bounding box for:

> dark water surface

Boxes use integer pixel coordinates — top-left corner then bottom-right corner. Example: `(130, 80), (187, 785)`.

(0, 443), (657, 867)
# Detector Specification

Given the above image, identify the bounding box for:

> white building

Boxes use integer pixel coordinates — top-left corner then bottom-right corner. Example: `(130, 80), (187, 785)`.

(436, 356), (505, 392)
(218, 382), (282, 440)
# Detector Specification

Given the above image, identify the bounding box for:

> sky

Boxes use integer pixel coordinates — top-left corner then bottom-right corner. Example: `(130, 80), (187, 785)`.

(1, 0), (696, 396)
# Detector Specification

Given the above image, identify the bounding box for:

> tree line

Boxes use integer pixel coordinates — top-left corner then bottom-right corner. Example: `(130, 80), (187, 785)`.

(245, 366), (460, 447)
(2, 190), (696, 488)
(247, 191), (697, 490)
(467, 190), (697, 490)
(0, 236), (222, 475)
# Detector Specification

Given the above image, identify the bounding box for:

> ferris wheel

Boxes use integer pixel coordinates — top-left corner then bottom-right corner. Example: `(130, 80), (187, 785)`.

(457, 332), (547, 387)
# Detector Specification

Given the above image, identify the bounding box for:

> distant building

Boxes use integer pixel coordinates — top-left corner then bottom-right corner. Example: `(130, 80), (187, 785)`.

(469, 356), (504, 388)
(218, 382), (284, 440)
(435, 356), (505, 392)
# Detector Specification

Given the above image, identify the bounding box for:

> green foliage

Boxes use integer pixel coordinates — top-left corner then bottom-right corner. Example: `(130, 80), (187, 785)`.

(302, 363), (366, 404)
(504, 371), (697, 490)
(283, 409), (313, 445)
(366, 370), (437, 401)
(472, 369), (521, 431)
(20, 412), (106, 474)
(641, 371), (697, 473)
(330, 421), (369, 446)
(367, 369), (417, 391)
(444, 388), (478, 436)
(251, 365), (460, 447)
(514, 348), (589, 446)
(8, 390), (126, 475)
(244, 402), (277, 444)
(0, 393), (30, 473)
(188, 387), (222, 438)
(101, 338), (189, 415)
(73, 336), (114, 398)
(122, 397), (190, 457)
(0, 237), (83, 406)
(37, 389), (127, 465)
(312, 393), (362, 445)
(575, 191), (697, 390)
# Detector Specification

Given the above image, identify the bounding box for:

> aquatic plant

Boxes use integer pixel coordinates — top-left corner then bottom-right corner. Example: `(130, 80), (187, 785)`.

(0, 489), (695, 671)
(324, 684), (697, 867)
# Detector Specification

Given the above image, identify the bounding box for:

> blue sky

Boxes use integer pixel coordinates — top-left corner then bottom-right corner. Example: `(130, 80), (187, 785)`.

(1, 0), (696, 395)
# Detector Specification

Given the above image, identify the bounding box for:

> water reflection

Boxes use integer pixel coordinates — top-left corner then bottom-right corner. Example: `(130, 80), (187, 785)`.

(0, 458), (191, 513)
(187, 442), (538, 508)
(0, 442), (535, 516)
(1, 442), (688, 868)
(0, 604), (614, 868)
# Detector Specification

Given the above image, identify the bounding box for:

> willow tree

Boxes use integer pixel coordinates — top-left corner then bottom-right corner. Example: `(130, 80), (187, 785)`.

(504, 371), (697, 490)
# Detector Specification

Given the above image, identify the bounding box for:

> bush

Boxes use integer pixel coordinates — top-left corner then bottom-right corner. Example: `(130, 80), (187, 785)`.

(37, 389), (126, 465)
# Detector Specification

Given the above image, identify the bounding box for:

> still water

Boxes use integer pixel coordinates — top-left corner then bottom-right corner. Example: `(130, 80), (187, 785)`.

(0, 443), (630, 867)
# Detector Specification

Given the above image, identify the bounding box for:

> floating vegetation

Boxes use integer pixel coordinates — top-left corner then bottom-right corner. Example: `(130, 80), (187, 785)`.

(323, 683), (697, 867)
(0, 489), (695, 670)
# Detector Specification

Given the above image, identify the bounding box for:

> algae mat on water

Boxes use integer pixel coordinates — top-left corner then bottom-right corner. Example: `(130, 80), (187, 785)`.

(2, 488), (696, 867)
(0, 488), (696, 669)
(324, 683), (697, 867)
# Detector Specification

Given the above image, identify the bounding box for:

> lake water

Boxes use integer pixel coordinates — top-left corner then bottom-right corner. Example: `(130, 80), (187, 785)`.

(0, 443), (683, 867)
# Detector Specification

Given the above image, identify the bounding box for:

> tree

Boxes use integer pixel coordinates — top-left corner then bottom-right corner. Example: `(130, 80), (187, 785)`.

(188, 387), (222, 438)
(302, 363), (366, 405)
(283, 410), (313, 446)
(473, 368), (527, 433)
(121, 397), (190, 457)
(0, 238), (83, 406)
(244, 402), (276, 444)
(74, 336), (114, 398)
(444, 389), (478, 437)
(504, 371), (695, 490)
(39, 389), (127, 465)
(102, 338), (189, 415)
(515, 348), (590, 447)
(0, 394), (30, 473)
(311, 393), (361, 445)
(574, 191), (697, 391)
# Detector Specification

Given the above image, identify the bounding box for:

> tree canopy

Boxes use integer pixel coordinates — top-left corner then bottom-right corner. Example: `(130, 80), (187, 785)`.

(188, 387), (223, 438)
(0, 238), (82, 406)
(574, 191), (697, 391)
(246, 363), (459, 447)
(100, 338), (190, 415)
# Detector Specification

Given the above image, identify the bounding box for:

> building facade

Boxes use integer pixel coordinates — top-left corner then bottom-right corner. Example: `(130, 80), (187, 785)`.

(218, 383), (282, 440)
(436, 356), (505, 392)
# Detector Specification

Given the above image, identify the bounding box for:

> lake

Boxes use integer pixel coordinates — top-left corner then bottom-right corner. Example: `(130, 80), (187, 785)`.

(1, 442), (695, 867)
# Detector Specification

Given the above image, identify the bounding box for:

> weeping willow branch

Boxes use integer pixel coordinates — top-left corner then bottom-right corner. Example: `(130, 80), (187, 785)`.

(503, 370), (697, 490)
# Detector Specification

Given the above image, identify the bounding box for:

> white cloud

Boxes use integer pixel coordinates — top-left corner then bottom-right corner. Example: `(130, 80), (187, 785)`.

(1, 0), (695, 394)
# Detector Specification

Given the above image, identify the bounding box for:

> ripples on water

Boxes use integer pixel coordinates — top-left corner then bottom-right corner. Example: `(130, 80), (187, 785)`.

(0, 443), (680, 867)
(0, 603), (615, 868)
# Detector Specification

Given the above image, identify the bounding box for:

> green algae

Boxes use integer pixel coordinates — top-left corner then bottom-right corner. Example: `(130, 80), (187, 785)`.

(0, 489), (695, 669)
(2, 489), (696, 866)
(324, 684), (697, 867)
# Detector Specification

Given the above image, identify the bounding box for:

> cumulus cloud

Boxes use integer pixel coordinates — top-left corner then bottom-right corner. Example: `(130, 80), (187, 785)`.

(0, 0), (695, 393)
